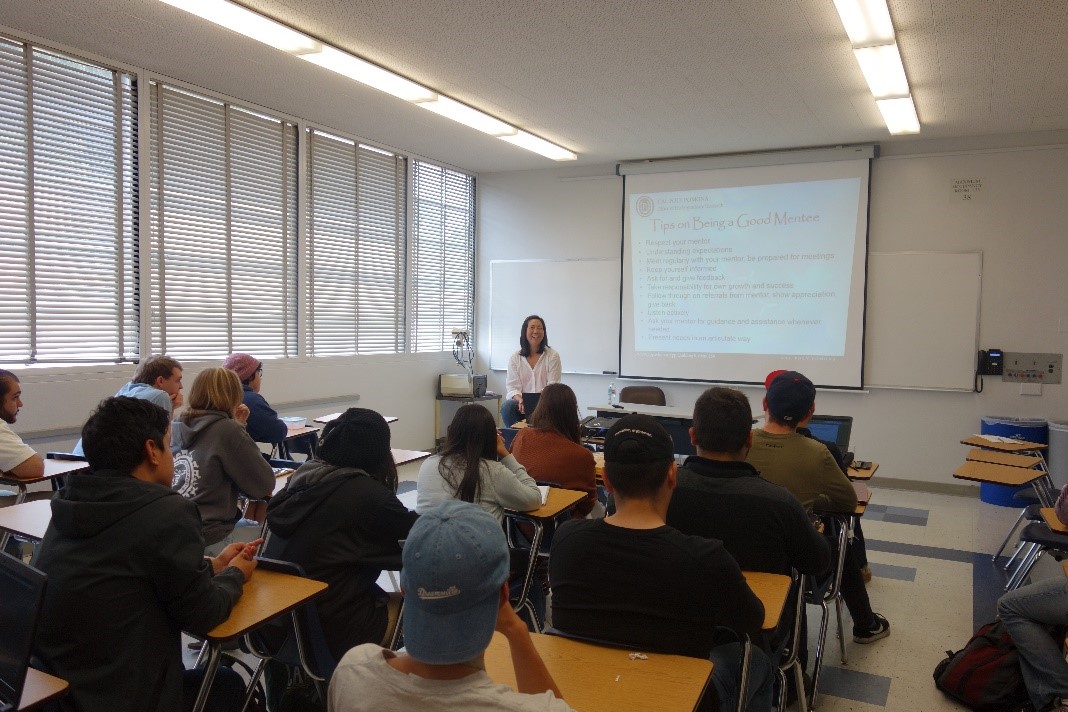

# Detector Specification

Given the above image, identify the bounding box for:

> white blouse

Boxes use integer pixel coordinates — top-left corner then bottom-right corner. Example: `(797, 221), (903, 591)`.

(505, 346), (562, 400)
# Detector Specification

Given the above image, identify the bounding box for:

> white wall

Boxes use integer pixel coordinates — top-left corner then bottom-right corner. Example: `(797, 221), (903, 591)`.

(13, 353), (455, 455)
(476, 143), (1068, 489)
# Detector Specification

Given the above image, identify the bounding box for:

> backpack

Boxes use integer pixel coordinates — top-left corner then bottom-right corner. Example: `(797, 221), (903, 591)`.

(933, 620), (1028, 712)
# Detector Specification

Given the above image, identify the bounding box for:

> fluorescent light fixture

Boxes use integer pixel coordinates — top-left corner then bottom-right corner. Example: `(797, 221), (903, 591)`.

(299, 47), (436, 102)
(499, 131), (577, 161)
(161, 0), (577, 159)
(875, 96), (920, 134)
(160, 0), (321, 53)
(832, 0), (895, 46)
(853, 44), (909, 99)
(415, 96), (517, 136)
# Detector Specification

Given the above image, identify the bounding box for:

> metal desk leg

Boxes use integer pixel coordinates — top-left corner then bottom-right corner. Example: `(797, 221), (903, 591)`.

(191, 643), (223, 712)
(511, 518), (544, 633)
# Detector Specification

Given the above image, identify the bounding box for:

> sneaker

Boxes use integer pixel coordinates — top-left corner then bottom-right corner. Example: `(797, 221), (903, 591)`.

(853, 613), (890, 643)
(862, 565), (872, 583)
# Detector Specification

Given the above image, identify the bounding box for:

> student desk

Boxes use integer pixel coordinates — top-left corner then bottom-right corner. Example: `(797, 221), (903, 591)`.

(315, 413), (398, 424)
(741, 571), (790, 631)
(506, 488), (587, 632)
(483, 631), (713, 712)
(953, 460), (1054, 505)
(853, 482), (872, 516)
(191, 569), (327, 712)
(847, 462), (879, 481)
(965, 449), (1044, 469)
(1040, 508), (1068, 535)
(0, 499), (51, 541)
(0, 459), (87, 505)
(960, 436), (1048, 454)
(18, 668), (69, 711)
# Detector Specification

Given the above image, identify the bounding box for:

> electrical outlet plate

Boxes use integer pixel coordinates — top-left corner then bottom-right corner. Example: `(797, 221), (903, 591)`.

(1002, 352), (1063, 384)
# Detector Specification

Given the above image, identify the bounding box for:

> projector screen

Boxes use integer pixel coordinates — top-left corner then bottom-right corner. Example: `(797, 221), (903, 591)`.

(620, 153), (871, 388)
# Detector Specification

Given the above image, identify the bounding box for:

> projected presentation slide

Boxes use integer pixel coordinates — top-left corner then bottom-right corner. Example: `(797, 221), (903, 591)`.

(621, 157), (870, 387)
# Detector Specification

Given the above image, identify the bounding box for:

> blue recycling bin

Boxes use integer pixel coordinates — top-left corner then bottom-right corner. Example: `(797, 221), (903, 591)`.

(978, 417), (1048, 506)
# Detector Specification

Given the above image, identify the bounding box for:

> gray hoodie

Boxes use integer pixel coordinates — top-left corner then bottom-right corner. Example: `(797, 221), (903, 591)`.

(171, 410), (274, 545)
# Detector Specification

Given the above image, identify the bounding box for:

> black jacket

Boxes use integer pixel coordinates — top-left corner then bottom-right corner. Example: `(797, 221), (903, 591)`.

(265, 460), (417, 659)
(34, 470), (243, 712)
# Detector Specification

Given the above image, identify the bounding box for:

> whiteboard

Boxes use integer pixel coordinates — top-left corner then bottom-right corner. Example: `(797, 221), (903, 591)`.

(490, 259), (620, 375)
(863, 251), (982, 390)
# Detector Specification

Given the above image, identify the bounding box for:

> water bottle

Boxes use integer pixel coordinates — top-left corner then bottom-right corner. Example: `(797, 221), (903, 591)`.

(608, 382), (617, 406)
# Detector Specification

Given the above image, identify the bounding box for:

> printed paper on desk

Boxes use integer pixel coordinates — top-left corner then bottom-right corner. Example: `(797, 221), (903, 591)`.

(973, 433), (1018, 443)
(538, 485), (549, 504)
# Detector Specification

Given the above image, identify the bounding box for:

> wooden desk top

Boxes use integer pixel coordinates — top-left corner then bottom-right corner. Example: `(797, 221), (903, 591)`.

(742, 571), (790, 631)
(1040, 507), (1068, 535)
(18, 668), (69, 711)
(593, 452), (604, 477)
(484, 631), (712, 712)
(965, 448), (1043, 469)
(960, 436), (1047, 453)
(206, 569), (326, 641)
(0, 499), (51, 540)
(847, 461), (878, 480)
(284, 425), (319, 439)
(510, 487), (586, 520)
(393, 448), (432, 466)
(1, 458), (87, 487)
(315, 412), (398, 424)
(954, 460), (1046, 487)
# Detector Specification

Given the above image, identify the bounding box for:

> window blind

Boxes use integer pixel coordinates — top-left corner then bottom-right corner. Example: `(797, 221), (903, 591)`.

(0, 37), (137, 364)
(409, 161), (474, 353)
(149, 82), (297, 360)
(306, 129), (406, 355)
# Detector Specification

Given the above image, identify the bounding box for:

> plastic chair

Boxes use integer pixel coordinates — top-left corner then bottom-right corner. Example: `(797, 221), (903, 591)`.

(240, 556), (338, 707)
(618, 386), (666, 406)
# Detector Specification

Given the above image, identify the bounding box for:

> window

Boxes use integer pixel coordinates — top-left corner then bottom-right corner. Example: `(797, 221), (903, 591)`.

(306, 129), (406, 355)
(409, 161), (475, 352)
(0, 37), (137, 364)
(148, 82), (297, 360)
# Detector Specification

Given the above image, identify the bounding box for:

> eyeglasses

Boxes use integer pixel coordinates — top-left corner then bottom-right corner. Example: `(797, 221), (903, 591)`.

(256, 367), (264, 375)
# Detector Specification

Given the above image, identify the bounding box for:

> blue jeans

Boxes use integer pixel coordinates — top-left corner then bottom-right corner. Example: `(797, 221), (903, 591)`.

(501, 398), (523, 427)
(708, 642), (775, 712)
(998, 576), (1068, 710)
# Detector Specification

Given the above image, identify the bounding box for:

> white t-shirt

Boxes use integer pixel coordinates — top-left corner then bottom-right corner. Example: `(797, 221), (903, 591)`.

(0, 420), (37, 473)
(328, 644), (574, 712)
(505, 347), (562, 401)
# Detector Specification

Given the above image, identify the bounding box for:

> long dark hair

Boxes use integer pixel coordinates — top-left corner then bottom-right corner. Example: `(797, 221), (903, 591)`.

(438, 404), (498, 503)
(528, 382), (581, 443)
(518, 315), (548, 357)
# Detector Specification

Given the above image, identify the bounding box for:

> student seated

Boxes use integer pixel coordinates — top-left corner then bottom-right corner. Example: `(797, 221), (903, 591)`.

(265, 408), (418, 661)
(746, 371), (889, 644)
(416, 403), (541, 522)
(171, 367), (275, 553)
(72, 355), (184, 456)
(549, 414), (773, 712)
(997, 484), (1068, 712)
(511, 383), (598, 518)
(0, 369), (44, 480)
(328, 500), (574, 712)
(222, 352), (315, 456)
(33, 396), (258, 712)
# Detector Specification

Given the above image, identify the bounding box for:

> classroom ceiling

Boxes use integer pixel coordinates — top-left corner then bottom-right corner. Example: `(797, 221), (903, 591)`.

(2, 0), (1067, 174)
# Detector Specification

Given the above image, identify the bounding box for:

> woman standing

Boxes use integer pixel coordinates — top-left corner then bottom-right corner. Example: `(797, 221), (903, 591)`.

(511, 383), (598, 518)
(502, 315), (562, 427)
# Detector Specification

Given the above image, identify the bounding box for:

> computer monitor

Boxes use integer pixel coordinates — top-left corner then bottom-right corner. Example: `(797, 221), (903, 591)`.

(0, 552), (47, 711)
(806, 414), (853, 451)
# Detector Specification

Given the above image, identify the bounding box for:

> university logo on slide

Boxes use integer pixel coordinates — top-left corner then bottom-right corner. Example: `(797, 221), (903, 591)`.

(635, 195), (654, 217)
(171, 451), (201, 497)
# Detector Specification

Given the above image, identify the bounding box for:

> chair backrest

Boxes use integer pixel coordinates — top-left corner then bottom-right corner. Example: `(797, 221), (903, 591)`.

(0, 552), (47, 710)
(619, 386), (666, 406)
(246, 556), (337, 682)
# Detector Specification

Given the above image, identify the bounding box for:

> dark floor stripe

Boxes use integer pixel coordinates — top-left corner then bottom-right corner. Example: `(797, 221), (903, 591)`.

(397, 481), (417, 495)
(818, 664), (892, 706)
(867, 561), (916, 581)
(865, 538), (980, 563)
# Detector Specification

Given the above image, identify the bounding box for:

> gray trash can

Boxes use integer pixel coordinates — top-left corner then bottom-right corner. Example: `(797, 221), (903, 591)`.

(1048, 420), (1068, 489)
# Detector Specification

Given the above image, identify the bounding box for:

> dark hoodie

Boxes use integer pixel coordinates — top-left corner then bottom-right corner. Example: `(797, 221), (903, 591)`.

(171, 411), (275, 546)
(265, 460), (417, 660)
(33, 471), (244, 712)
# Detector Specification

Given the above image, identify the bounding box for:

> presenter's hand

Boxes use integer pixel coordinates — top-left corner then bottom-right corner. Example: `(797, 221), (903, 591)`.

(496, 432), (510, 459)
(516, 395), (525, 415)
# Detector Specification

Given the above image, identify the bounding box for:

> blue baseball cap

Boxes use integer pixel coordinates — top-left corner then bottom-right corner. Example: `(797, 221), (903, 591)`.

(400, 500), (509, 664)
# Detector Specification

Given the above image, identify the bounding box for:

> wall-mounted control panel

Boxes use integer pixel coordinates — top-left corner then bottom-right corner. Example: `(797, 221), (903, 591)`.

(1002, 352), (1062, 384)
